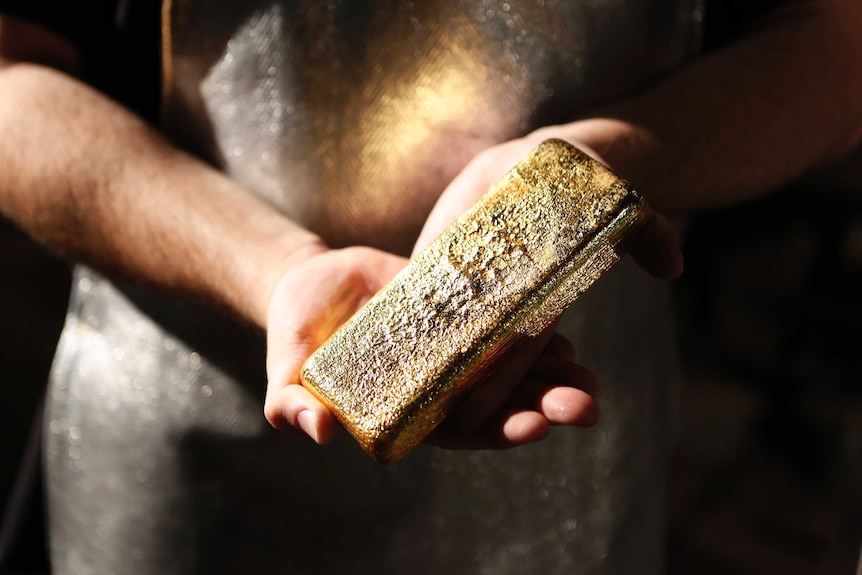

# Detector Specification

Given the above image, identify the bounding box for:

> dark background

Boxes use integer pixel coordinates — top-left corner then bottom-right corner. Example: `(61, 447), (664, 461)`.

(667, 154), (862, 574)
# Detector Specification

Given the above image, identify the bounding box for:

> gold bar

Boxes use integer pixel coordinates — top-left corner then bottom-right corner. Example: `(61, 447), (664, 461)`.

(300, 139), (653, 463)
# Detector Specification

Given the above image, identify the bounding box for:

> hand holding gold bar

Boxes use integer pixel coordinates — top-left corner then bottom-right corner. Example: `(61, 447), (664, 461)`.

(300, 139), (653, 463)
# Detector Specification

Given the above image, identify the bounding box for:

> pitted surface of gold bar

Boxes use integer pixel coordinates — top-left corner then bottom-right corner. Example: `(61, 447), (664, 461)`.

(301, 139), (653, 463)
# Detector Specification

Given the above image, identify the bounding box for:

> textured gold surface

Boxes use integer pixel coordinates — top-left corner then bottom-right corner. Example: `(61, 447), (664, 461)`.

(301, 139), (653, 463)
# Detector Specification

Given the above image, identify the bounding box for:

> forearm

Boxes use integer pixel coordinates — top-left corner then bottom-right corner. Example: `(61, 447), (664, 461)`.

(0, 57), (324, 328)
(556, 0), (862, 212)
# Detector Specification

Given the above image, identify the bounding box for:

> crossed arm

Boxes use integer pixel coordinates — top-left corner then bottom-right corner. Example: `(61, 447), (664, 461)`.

(1, 0), (861, 449)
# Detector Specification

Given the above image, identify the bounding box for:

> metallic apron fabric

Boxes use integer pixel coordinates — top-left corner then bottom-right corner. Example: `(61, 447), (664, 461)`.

(44, 1), (703, 573)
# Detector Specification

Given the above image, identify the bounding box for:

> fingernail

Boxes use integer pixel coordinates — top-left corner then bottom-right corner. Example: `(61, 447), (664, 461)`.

(296, 410), (320, 443)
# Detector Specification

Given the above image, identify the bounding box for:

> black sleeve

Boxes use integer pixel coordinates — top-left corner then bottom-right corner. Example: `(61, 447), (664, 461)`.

(0, 0), (163, 122)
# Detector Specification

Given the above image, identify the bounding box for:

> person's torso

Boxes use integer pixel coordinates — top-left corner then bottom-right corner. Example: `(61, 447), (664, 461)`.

(161, 0), (703, 254)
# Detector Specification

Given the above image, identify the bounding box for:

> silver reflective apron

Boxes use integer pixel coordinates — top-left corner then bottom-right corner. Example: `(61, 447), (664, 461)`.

(45, 1), (702, 574)
(161, 0), (701, 253)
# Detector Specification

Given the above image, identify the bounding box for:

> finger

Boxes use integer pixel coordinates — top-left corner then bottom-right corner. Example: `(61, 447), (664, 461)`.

(629, 212), (684, 279)
(498, 409), (551, 445)
(263, 383), (338, 444)
(506, 380), (600, 426)
(540, 386), (599, 426)
(426, 409), (549, 450)
(453, 327), (556, 433)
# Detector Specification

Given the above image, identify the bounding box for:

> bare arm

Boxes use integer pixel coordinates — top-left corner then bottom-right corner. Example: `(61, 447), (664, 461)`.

(559, 0), (862, 211)
(0, 15), (325, 328)
(418, 0), (862, 266)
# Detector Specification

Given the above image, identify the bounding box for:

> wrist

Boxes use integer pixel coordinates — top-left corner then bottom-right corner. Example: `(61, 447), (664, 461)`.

(255, 231), (329, 330)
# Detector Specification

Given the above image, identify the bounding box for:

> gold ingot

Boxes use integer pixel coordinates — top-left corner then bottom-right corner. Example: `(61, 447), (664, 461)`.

(300, 139), (654, 463)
